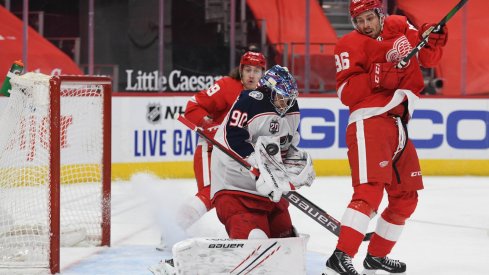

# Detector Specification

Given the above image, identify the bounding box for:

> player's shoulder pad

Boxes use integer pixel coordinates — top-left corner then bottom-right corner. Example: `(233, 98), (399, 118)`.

(233, 89), (275, 118)
(384, 15), (410, 32)
(248, 90), (265, 100)
(335, 30), (369, 53)
(239, 89), (266, 102)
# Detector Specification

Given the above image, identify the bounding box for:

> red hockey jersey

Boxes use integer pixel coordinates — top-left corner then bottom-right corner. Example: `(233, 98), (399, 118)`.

(334, 15), (443, 124)
(185, 76), (244, 128)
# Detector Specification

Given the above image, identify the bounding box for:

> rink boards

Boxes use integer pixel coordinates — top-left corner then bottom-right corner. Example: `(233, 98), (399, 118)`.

(109, 94), (489, 179)
(2, 94), (487, 179)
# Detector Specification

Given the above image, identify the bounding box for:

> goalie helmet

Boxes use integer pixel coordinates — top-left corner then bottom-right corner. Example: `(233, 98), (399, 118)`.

(240, 51), (266, 71)
(349, 0), (385, 28)
(259, 65), (298, 116)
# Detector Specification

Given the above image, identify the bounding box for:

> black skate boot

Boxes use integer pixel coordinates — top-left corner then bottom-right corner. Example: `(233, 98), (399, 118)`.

(323, 249), (360, 275)
(362, 253), (406, 274)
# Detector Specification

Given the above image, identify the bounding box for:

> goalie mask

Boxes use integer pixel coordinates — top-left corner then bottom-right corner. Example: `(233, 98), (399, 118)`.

(259, 65), (298, 116)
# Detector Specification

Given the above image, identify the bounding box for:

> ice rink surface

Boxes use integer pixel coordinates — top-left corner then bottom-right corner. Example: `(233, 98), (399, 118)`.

(59, 174), (489, 275)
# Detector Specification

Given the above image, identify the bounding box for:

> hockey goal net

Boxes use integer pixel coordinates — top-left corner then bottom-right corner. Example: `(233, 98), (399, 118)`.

(0, 73), (111, 274)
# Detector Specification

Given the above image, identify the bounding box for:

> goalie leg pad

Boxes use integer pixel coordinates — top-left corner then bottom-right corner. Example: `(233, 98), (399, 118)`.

(170, 235), (309, 275)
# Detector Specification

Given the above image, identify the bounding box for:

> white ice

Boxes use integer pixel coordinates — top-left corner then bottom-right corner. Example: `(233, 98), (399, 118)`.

(58, 174), (489, 275)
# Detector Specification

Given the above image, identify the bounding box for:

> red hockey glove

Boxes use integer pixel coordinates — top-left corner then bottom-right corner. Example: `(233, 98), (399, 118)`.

(369, 62), (408, 91)
(199, 116), (219, 140)
(419, 23), (448, 47)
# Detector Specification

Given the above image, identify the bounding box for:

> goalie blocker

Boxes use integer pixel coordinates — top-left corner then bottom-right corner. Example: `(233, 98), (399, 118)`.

(151, 235), (309, 275)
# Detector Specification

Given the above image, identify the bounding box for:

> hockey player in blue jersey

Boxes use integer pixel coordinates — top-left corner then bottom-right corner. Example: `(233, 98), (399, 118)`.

(211, 64), (315, 240)
(149, 65), (316, 275)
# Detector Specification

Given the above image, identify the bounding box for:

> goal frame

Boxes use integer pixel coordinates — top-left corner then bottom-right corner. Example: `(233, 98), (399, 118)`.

(48, 75), (112, 274)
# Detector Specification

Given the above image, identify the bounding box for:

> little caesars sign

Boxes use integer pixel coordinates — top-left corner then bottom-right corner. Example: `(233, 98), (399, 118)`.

(125, 69), (222, 92)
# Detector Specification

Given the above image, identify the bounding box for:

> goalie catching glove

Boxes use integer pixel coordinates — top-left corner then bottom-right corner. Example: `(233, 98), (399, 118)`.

(252, 136), (292, 202)
(283, 145), (315, 188)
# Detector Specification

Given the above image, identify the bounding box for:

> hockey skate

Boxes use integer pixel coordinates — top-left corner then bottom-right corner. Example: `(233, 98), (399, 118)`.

(148, 258), (176, 275)
(323, 249), (360, 275)
(361, 253), (406, 274)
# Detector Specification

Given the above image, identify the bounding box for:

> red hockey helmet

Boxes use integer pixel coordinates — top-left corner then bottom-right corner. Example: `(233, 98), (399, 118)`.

(349, 0), (383, 19)
(240, 51), (266, 71)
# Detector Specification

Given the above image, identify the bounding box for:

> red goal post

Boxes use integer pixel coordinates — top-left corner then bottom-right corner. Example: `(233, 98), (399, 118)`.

(0, 73), (111, 274)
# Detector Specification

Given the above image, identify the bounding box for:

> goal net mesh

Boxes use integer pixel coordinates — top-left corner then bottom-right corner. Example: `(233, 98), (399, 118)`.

(0, 73), (108, 269)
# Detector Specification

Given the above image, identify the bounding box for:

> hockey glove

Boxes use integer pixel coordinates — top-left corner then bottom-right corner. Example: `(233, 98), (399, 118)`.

(369, 62), (408, 91)
(199, 116), (220, 139)
(419, 23), (448, 48)
(254, 136), (292, 202)
(283, 146), (315, 188)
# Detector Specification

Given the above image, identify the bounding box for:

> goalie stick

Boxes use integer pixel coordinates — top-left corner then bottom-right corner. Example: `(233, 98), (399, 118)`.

(177, 114), (373, 241)
(397, 0), (469, 68)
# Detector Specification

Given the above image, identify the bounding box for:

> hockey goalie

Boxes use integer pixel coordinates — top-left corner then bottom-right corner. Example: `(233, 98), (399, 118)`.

(150, 136), (315, 275)
(150, 65), (316, 275)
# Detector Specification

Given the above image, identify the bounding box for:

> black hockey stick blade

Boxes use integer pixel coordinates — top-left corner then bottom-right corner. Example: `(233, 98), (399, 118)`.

(397, 0), (469, 68)
(177, 114), (373, 241)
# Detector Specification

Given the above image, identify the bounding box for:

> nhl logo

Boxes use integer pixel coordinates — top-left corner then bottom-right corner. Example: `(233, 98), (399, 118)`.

(147, 103), (162, 124)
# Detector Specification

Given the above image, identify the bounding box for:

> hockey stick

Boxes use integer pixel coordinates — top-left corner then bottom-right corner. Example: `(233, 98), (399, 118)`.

(397, 0), (469, 68)
(177, 114), (373, 241)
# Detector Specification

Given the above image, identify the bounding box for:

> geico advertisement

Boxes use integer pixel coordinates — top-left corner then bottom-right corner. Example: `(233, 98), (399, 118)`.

(409, 98), (489, 159)
(112, 96), (489, 162)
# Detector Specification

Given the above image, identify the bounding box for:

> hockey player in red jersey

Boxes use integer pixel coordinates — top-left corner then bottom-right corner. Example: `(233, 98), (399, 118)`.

(156, 51), (267, 250)
(323, 1), (447, 275)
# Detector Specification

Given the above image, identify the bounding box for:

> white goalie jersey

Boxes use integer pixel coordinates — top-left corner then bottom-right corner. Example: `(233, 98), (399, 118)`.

(210, 89), (301, 199)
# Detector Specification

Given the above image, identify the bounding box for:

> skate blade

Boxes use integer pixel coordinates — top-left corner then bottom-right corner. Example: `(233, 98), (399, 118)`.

(361, 269), (406, 275)
(322, 266), (341, 275)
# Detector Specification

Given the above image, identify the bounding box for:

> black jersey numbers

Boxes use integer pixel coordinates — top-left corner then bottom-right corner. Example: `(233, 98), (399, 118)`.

(229, 110), (248, 128)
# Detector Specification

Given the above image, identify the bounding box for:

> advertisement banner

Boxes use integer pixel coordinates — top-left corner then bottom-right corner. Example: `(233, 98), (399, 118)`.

(111, 95), (489, 178)
(1, 94), (487, 178)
